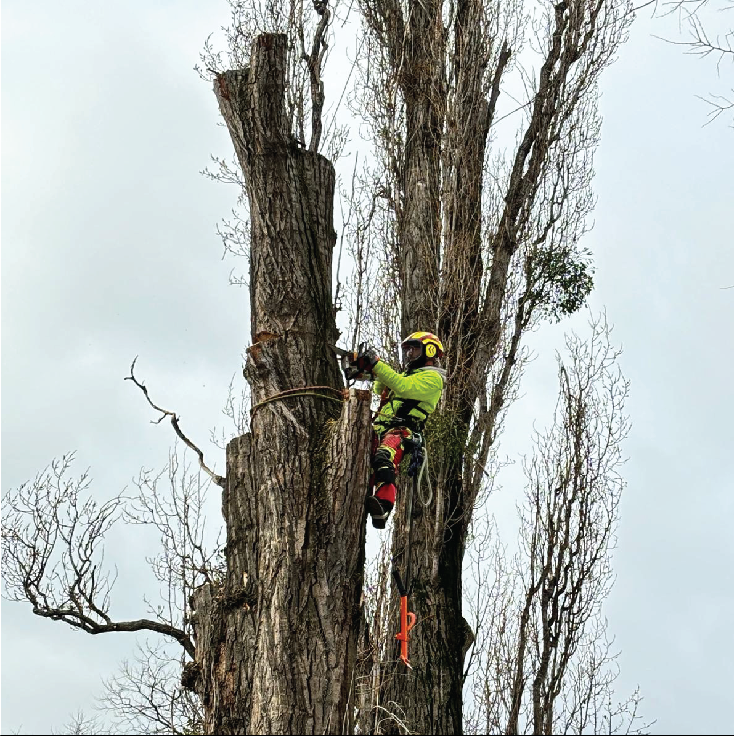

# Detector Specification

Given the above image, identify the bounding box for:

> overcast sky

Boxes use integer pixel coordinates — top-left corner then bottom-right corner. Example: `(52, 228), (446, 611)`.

(3, 1), (733, 734)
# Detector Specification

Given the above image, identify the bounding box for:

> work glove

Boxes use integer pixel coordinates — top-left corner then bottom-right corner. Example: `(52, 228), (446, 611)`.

(354, 343), (380, 374)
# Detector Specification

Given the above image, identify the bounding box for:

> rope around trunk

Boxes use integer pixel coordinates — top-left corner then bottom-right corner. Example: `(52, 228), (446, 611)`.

(250, 385), (347, 418)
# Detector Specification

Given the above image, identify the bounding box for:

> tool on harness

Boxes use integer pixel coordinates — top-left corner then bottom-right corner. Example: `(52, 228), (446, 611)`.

(390, 431), (424, 668)
(392, 566), (417, 668)
(405, 432), (425, 478)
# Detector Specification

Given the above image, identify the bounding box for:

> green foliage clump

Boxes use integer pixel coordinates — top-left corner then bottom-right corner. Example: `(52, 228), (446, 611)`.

(530, 244), (594, 322)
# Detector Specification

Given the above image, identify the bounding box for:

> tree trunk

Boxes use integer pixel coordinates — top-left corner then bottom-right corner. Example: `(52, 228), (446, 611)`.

(398, 0), (444, 336)
(184, 34), (372, 735)
(379, 3), (495, 732)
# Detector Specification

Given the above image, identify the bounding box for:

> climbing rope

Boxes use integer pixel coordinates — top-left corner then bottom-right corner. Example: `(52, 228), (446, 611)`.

(414, 445), (433, 508)
(250, 385), (346, 419)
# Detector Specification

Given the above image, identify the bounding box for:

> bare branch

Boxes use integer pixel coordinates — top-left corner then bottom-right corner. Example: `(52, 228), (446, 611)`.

(125, 451), (224, 637)
(125, 358), (225, 488)
(654, 0), (734, 124)
(306, 0), (333, 151)
(1, 455), (196, 660)
(100, 640), (203, 735)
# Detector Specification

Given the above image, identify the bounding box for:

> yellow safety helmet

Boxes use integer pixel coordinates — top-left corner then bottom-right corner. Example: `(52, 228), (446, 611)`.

(401, 331), (444, 360)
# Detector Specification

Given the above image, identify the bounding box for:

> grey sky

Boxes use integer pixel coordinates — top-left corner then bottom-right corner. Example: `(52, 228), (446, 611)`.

(3, 1), (733, 734)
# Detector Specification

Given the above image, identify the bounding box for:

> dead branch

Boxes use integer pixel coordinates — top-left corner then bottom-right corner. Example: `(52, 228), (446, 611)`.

(125, 357), (225, 488)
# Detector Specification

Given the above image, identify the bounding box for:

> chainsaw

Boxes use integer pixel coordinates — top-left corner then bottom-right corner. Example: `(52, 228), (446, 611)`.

(331, 344), (371, 385)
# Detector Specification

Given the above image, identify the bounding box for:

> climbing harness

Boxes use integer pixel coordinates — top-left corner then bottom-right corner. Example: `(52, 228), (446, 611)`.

(391, 431), (428, 668)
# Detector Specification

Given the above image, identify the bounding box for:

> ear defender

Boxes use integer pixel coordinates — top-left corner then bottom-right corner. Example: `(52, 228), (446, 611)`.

(426, 344), (437, 358)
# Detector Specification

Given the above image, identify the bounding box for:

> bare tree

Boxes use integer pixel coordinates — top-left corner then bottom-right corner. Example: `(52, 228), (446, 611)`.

(99, 641), (203, 735)
(470, 314), (652, 735)
(53, 710), (113, 736)
(50, 643), (203, 735)
(347, 0), (635, 731)
(1, 441), (220, 732)
(185, 20), (377, 730)
(2, 453), (193, 656)
(510, 316), (628, 733)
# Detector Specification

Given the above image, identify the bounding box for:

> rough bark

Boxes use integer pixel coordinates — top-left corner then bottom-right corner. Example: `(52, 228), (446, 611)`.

(185, 35), (372, 735)
(397, 0), (445, 337)
(378, 1), (495, 731)
(377, 491), (469, 735)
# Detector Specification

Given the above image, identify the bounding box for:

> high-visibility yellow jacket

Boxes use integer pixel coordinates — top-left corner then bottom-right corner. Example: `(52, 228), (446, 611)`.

(371, 361), (445, 433)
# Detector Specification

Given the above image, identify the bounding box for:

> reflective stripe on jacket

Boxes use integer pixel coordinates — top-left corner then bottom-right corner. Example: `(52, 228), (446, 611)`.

(372, 362), (445, 431)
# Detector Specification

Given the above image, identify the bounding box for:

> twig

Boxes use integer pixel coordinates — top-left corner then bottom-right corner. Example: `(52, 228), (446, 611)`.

(125, 358), (225, 488)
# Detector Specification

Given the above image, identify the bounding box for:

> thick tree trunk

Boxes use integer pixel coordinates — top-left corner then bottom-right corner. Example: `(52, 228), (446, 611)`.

(379, 4), (493, 733)
(184, 35), (372, 735)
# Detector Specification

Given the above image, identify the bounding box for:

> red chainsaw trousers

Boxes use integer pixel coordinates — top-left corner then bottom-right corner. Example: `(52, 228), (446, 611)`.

(370, 427), (412, 506)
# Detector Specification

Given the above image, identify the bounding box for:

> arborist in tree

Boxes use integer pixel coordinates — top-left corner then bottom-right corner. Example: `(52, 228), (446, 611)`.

(352, 332), (446, 529)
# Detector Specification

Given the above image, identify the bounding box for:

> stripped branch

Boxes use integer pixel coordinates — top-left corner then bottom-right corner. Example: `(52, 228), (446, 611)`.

(125, 358), (225, 488)
(305, 0), (332, 151)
